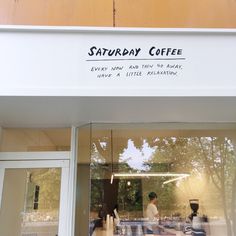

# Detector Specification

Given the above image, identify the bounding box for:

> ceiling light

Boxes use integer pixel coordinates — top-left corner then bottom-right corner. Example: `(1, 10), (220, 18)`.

(163, 175), (189, 185)
(112, 172), (189, 177)
(110, 172), (190, 184)
(110, 173), (114, 184)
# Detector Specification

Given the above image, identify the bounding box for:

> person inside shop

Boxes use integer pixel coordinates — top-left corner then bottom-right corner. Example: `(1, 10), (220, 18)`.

(98, 203), (108, 228)
(146, 192), (160, 234)
(111, 203), (119, 218)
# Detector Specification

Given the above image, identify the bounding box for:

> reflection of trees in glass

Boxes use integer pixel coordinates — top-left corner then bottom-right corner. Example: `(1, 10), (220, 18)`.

(91, 142), (108, 179)
(145, 136), (236, 236)
(30, 168), (61, 210)
(90, 179), (103, 212)
(142, 137), (189, 217)
(196, 137), (236, 236)
(91, 133), (236, 236)
(118, 179), (142, 213)
(117, 163), (143, 213)
(90, 139), (107, 212)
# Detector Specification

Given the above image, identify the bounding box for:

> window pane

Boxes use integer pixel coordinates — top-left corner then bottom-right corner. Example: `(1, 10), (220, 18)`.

(89, 123), (236, 236)
(0, 168), (61, 236)
(0, 128), (71, 152)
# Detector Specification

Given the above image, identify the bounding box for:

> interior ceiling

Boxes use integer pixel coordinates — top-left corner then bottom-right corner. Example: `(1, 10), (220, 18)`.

(0, 97), (236, 127)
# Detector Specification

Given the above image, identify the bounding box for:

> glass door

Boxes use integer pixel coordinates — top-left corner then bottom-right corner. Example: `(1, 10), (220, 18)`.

(0, 160), (69, 236)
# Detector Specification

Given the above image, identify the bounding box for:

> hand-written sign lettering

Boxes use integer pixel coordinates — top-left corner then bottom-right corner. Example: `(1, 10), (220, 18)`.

(88, 46), (183, 57)
(86, 45), (185, 79)
(90, 63), (184, 79)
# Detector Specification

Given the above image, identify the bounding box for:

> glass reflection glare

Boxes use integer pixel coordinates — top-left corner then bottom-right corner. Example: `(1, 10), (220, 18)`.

(90, 125), (236, 236)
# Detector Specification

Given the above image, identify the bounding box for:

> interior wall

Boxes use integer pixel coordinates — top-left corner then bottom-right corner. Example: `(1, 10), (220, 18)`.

(0, 169), (27, 236)
(75, 164), (90, 236)
(0, 0), (236, 28)
(75, 125), (91, 236)
(0, 129), (55, 152)
(0, 128), (71, 152)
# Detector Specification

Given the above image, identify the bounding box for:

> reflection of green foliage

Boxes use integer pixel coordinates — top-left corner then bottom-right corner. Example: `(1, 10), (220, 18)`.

(194, 137), (236, 236)
(118, 179), (142, 212)
(30, 168), (61, 211)
(90, 179), (103, 211)
(91, 134), (236, 236)
(145, 136), (236, 236)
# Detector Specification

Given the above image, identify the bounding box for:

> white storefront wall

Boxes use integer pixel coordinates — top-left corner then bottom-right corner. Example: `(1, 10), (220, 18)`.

(0, 26), (236, 236)
(0, 26), (236, 97)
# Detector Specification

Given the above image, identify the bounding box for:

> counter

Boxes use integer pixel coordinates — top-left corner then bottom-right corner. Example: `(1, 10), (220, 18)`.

(92, 226), (186, 236)
(91, 219), (210, 236)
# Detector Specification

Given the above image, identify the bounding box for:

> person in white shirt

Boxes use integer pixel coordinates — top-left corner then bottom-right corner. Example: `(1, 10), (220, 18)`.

(146, 192), (160, 234)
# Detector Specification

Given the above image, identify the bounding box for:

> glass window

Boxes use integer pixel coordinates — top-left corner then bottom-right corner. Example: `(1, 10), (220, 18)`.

(87, 123), (236, 236)
(0, 168), (61, 236)
(0, 128), (71, 152)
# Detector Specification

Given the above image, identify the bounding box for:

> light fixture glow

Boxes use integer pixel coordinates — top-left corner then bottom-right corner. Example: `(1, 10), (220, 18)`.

(163, 175), (189, 185)
(110, 172), (190, 184)
(110, 173), (114, 184)
(112, 172), (189, 178)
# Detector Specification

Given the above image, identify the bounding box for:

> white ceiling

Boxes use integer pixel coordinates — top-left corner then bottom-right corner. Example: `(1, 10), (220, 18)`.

(0, 97), (236, 127)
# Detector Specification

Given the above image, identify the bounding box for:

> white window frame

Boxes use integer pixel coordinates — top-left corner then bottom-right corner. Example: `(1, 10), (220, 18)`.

(0, 151), (70, 236)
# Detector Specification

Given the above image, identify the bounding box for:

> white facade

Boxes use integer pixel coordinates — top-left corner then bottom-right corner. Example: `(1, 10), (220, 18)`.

(0, 26), (236, 236)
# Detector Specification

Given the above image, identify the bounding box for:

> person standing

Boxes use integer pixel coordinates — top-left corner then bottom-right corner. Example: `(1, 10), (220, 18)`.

(146, 192), (159, 234)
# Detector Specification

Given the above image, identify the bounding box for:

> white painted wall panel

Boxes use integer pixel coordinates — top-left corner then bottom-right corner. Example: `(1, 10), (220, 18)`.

(0, 26), (236, 96)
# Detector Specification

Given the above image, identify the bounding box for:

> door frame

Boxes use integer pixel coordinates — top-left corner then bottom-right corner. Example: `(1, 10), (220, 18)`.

(0, 151), (70, 236)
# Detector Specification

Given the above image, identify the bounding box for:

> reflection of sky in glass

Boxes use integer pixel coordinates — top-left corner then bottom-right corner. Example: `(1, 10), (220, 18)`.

(119, 139), (155, 171)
